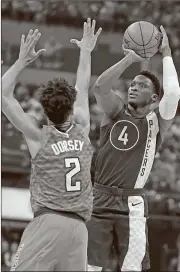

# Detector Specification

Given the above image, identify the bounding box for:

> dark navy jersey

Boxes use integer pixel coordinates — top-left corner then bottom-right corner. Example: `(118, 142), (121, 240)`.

(30, 123), (94, 222)
(94, 106), (163, 189)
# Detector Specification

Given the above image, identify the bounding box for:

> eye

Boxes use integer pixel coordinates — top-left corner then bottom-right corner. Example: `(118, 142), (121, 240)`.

(141, 83), (147, 88)
(131, 82), (135, 87)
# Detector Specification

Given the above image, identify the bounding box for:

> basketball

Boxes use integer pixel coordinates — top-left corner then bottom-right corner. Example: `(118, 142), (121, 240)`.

(123, 21), (162, 59)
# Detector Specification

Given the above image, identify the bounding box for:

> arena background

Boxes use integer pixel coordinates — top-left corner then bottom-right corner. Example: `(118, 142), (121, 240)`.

(1, 0), (180, 271)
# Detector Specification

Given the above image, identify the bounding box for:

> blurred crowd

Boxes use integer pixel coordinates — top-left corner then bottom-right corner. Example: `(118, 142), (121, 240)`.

(1, 0), (180, 58)
(1, 0), (180, 68)
(1, 231), (20, 271)
(161, 234), (180, 272)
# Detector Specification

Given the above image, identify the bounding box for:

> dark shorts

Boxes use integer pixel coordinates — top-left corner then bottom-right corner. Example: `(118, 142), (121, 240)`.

(11, 212), (88, 271)
(87, 183), (150, 271)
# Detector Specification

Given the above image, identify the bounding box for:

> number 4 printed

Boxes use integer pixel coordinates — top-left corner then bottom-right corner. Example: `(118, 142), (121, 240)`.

(118, 126), (128, 145)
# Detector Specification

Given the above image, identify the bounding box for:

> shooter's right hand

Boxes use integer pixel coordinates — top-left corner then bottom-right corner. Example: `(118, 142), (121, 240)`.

(122, 44), (148, 63)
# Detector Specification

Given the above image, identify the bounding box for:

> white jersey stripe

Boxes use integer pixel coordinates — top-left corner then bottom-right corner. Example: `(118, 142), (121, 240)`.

(121, 196), (146, 271)
(134, 111), (159, 188)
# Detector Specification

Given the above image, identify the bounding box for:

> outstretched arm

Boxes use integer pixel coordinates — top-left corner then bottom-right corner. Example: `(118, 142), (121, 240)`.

(158, 26), (180, 137)
(93, 45), (145, 117)
(2, 29), (46, 140)
(71, 18), (102, 136)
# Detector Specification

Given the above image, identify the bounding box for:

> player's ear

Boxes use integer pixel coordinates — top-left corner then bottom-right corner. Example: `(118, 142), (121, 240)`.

(151, 93), (158, 103)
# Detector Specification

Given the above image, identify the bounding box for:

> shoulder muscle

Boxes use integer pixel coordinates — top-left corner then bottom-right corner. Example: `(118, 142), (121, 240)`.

(2, 96), (41, 141)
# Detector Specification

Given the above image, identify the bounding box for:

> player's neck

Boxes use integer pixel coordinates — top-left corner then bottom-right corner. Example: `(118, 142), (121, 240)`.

(127, 104), (151, 118)
(47, 116), (73, 131)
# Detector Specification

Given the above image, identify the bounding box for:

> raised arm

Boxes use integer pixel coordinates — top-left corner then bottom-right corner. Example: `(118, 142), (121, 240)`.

(158, 26), (180, 137)
(93, 44), (145, 117)
(2, 29), (46, 141)
(71, 18), (102, 135)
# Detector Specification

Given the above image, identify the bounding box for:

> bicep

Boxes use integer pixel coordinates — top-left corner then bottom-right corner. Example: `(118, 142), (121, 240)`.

(159, 91), (180, 122)
(2, 96), (41, 141)
(158, 90), (179, 137)
(93, 84), (124, 118)
(157, 112), (174, 138)
(73, 85), (90, 134)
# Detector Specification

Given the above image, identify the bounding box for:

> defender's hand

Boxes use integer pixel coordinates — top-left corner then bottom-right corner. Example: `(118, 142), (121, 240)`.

(122, 44), (147, 63)
(18, 29), (46, 66)
(159, 26), (171, 57)
(70, 18), (102, 52)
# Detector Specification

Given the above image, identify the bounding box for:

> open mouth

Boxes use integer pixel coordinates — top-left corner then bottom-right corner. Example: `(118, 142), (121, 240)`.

(129, 93), (137, 98)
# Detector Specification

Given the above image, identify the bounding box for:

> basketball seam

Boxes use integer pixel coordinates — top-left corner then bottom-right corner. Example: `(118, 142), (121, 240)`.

(146, 25), (155, 45)
(139, 22), (146, 58)
(135, 40), (160, 51)
(140, 52), (157, 54)
(127, 29), (144, 46)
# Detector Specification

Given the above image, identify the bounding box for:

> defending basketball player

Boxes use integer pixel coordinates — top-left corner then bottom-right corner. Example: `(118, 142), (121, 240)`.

(87, 26), (180, 271)
(2, 18), (102, 271)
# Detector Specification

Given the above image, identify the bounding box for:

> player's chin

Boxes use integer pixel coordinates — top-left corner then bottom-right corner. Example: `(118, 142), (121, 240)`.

(128, 101), (138, 110)
(128, 96), (138, 105)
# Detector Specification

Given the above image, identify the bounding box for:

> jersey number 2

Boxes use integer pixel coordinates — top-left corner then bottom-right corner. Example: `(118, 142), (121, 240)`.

(118, 126), (128, 145)
(65, 158), (81, 192)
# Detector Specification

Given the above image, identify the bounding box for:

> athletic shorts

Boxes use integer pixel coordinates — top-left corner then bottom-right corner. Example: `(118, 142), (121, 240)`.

(87, 183), (150, 271)
(11, 212), (88, 271)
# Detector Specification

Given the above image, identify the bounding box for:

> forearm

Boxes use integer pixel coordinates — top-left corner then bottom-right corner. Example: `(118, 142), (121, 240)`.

(2, 59), (26, 98)
(74, 49), (91, 126)
(159, 55), (180, 120)
(95, 54), (133, 90)
(75, 49), (91, 96)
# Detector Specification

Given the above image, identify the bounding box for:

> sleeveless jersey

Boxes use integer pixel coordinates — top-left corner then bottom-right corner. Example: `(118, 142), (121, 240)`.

(95, 106), (162, 189)
(30, 123), (94, 222)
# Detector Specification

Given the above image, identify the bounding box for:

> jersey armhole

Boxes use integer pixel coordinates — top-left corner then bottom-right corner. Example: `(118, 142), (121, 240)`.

(41, 125), (49, 147)
(73, 123), (93, 147)
(31, 125), (49, 161)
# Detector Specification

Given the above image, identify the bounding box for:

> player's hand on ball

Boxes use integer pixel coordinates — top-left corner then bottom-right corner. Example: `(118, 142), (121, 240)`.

(18, 29), (46, 66)
(70, 18), (102, 52)
(159, 26), (171, 57)
(122, 44), (147, 62)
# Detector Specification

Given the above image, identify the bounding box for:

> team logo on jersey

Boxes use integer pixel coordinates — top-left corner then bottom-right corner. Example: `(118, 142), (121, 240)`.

(110, 120), (139, 151)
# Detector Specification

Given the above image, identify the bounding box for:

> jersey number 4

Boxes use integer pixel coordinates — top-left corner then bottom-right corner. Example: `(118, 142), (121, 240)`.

(118, 126), (128, 145)
(65, 158), (81, 192)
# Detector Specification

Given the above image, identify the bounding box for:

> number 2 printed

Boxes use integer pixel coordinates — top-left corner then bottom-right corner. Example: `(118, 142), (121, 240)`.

(65, 158), (81, 192)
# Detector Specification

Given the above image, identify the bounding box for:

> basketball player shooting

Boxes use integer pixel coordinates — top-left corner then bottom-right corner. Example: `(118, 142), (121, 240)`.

(87, 26), (180, 272)
(2, 18), (102, 271)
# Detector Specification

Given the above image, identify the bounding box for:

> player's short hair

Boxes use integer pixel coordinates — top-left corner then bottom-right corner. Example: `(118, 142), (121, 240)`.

(139, 70), (161, 97)
(39, 78), (77, 124)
